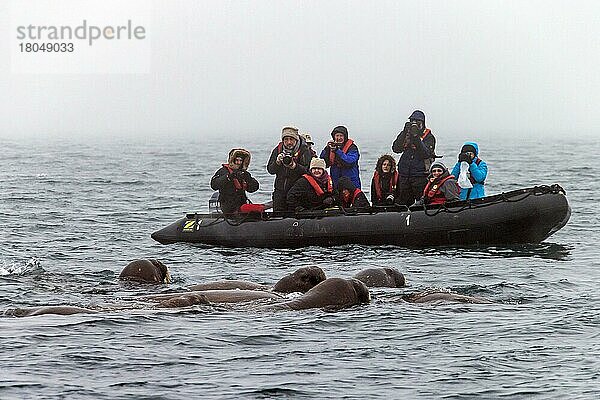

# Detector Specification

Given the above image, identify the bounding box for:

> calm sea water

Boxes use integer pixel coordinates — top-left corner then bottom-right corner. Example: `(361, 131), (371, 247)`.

(0, 135), (598, 399)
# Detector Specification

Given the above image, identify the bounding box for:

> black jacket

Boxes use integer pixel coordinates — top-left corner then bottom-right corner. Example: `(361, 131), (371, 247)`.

(392, 125), (436, 177)
(266, 143), (312, 193)
(286, 175), (338, 211)
(210, 166), (259, 214)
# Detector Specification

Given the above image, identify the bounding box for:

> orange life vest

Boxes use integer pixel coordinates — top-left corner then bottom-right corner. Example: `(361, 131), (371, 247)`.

(329, 139), (354, 166)
(303, 174), (333, 196)
(343, 188), (363, 208)
(423, 175), (455, 205)
(373, 170), (399, 201)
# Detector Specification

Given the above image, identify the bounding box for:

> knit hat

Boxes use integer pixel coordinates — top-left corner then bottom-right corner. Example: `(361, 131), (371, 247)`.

(310, 158), (326, 170)
(330, 125), (348, 141)
(281, 126), (299, 141)
(429, 161), (447, 173)
(408, 110), (426, 124)
(301, 132), (314, 145)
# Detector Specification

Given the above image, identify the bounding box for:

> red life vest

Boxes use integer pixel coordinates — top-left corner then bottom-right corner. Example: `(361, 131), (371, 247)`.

(343, 188), (363, 208)
(329, 139), (354, 166)
(223, 164), (248, 191)
(303, 174), (333, 196)
(423, 175), (455, 205)
(403, 129), (431, 150)
(373, 170), (399, 201)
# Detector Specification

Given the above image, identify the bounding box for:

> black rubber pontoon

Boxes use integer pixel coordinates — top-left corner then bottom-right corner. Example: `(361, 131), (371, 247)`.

(151, 184), (570, 248)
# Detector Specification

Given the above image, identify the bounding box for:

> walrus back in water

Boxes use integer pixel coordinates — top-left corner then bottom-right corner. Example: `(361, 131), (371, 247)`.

(272, 278), (371, 311)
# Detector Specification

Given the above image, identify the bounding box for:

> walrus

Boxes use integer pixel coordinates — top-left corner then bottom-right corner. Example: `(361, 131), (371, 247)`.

(119, 259), (171, 284)
(4, 306), (97, 317)
(403, 291), (492, 304)
(269, 278), (371, 311)
(145, 289), (282, 304)
(157, 293), (211, 308)
(353, 267), (406, 288)
(272, 265), (327, 293)
(188, 280), (269, 291)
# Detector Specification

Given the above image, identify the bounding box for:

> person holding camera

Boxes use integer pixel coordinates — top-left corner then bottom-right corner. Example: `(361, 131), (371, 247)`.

(267, 126), (313, 212)
(391, 110), (437, 206)
(320, 125), (361, 189)
(287, 158), (338, 212)
(450, 142), (488, 200)
(210, 148), (260, 214)
(371, 154), (399, 206)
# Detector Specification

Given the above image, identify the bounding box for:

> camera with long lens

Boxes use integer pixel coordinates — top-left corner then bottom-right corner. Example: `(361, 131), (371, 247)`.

(282, 149), (293, 166)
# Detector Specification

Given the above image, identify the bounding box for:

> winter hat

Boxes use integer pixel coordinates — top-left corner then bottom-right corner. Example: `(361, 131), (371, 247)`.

(301, 132), (314, 145)
(330, 125), (348, 141)
(281, 126), (299, 141)
(408, 110), (426, 124)
(309, 158), (326, 170)
(461, 144), (477, 154)
(429, 161), (447, 173)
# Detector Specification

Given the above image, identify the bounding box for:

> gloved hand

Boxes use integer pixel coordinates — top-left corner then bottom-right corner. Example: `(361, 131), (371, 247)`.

(231, 169), (245, 180)
(458, 152), (471, 163)
(403, 121), (411, 132)
(385, 194), (395, 205)
(323, 196), (335, 206)
(276, 153), (285, 165)
(328, 141), (338, 150)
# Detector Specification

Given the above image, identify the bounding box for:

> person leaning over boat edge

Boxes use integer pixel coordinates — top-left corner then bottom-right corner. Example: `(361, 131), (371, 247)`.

(371, 154), (399, 206)
(320, 125), (361, 189)
(210, 148), (260, 214)
(287, 158), (338, 212)
(451, 141), (488, 200)
(267, 126), (313, 212)
(392, 110), (436, 206)
(414, 161), (460, 206)
(337, 176), (370, 209)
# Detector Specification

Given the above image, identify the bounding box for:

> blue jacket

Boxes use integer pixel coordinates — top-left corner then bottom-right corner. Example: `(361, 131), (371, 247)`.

(451, 141), (488, 200)
(320, 141), (361, 188)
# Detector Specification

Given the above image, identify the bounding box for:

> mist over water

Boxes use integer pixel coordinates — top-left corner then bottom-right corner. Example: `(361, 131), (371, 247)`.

(0, 135), (598, 399)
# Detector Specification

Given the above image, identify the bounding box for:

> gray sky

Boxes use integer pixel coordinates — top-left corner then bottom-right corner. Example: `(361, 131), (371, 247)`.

(1, 0), (598, 140)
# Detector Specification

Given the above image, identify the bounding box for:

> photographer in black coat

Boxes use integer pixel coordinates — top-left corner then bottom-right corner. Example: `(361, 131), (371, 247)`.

(391, 110), (437, 206)
(210, 149), (259, 214)
(267, 126), (313, 211)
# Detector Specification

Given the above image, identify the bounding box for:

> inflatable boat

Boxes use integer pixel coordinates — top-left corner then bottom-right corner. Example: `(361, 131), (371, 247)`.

(151, 184), (570, 248)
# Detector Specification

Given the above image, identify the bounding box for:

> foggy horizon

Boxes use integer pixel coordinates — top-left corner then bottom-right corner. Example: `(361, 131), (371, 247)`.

(1, 0), (598, 141)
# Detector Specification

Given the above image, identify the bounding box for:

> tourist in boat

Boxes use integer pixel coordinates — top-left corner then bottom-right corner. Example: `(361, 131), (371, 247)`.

(300, 132), (317, 158)
(337, 176), (370, 209)
(210, 148), (260, 214)
(371, 154), (398, 206)
(417, 161), (460, 205)
(451, 141), (488, 200)
(392, 110), (437, 206)
(320, 125), (361, 188)
(267, 126), (313, 211)
(287, 158), (338, 212)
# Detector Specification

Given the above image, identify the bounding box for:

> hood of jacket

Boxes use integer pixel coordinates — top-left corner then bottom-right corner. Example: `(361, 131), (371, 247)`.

(228, 148), (251, 170)
(461, 141), (480, 157)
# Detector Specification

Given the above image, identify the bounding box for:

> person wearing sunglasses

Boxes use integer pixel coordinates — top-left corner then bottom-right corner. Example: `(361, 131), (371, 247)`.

(417, 161), (460, 205)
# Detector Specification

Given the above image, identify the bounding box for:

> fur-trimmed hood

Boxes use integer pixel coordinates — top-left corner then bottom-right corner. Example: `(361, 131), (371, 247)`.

(228, 148), (251, 170)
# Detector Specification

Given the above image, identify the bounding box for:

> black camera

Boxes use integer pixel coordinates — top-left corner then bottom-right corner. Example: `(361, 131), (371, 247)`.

(282, 150), (293, 166)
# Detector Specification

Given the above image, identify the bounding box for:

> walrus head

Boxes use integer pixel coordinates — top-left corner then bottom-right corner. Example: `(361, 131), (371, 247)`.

(119, 259), (171, 284)
(273, 266), (326, 293)
(349, 278), (371, 304)
(384, 268), (406, 287)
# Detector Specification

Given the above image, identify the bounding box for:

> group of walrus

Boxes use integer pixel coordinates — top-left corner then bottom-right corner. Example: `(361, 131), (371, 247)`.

(4, 259), (491, 317)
